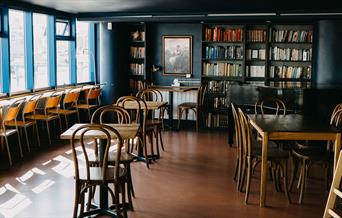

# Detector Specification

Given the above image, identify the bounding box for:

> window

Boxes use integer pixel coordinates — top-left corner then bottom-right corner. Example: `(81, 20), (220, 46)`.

(56, 18), (71, 37)
(56, 40), (70, 85)
(76, 21), (90, 83)
(9, 9), (26, 92)
(33, 13), (49, 89)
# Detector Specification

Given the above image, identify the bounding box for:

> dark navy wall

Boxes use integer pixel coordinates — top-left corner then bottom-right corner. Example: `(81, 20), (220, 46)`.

(99, 22), (128, 105)
(148, 23), (202, 85)
(315, 20), (342, 85)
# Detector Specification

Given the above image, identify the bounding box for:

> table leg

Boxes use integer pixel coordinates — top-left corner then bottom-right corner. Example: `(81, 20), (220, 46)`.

(334, 133), (341, 171)
(99, 139), (108, 210)
(169, 91), (173, 130)
(260, 132), (268, 207)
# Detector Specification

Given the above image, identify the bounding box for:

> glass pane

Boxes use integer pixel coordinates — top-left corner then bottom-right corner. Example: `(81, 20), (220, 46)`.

(56, 41), (70, 85)
(56, 19), (70, 36)
(76, 21), (90, 83)
(0, 40), (2, 93)
(9, 9), (26, 92)
(33, 13), (49, 89)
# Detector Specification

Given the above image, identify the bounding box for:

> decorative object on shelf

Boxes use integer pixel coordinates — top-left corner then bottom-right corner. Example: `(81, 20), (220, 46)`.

(162, 35), (192, 76)
(152, 65), (161, 73)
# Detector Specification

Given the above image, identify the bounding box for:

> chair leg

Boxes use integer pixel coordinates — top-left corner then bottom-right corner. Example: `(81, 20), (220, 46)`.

(283, 160), (291, 204)
(87, 109), (91, 122)
(35, 124), (41, 147)
(73, 182), (80, 218)
(233, 156), (239, 181)
(65, 114), (69, 129)
(289, 156), (299, 192)
(159, 127), (165, 151)
(4, 135), (13, 166)
(58, 116), (63, 134)
(16, 127), (23, 158)
(177, 107), (182, 130)
(149, 132), (155, 161)
(245, 157), (252, 204)
(143, 137), (149, 169)
(299, 159), (307, 204)
(46, 120), (52, 145)
(239, 157), (246, 192)
(23, 127), (30, 153)
(154, 129), (160, 158)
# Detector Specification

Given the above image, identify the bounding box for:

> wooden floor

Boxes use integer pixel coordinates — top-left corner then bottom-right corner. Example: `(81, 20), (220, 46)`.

(0, 130), (327, 217)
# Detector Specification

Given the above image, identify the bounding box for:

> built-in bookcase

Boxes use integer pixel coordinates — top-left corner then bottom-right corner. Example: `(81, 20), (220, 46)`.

(201, 22), (314, 129)
(127, 23), (147, 94)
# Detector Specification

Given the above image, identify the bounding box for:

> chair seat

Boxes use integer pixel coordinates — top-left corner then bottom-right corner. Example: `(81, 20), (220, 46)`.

(292, 147), (332, 161)
(75, 104), (98, 109)
(5, 120), (36, 128)
(253, 144), (289, 160)
(50, 108), (78, 115)
(78, 166), (126, 182)
(25, 113), (59, 121)
(178, 102), (196, 109)
(89, 151), (135, 164)
(0, 128), (18, 136)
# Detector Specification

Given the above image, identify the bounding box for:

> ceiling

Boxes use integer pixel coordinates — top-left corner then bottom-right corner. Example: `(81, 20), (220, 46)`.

(10, 0), (342, 16)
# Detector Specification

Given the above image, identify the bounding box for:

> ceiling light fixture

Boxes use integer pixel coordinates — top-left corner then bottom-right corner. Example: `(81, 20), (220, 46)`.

(207, 13), (277, 17)
(279, 12), (342, 16)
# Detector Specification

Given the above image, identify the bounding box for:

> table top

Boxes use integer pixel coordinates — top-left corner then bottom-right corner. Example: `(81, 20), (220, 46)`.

(60, 123), (140, 140)
(118, 101), (167, 110)
(248, 114), (340, 133)
(151, 85), (198, 92)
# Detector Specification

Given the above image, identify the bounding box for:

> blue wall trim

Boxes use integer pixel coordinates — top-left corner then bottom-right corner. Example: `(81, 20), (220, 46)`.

(48, 15), (56, 88)
(70, 18), (76, 84)
(89, 23), (96, 83)
(25, 12), (33, 90)
(1, 8), (10, 94)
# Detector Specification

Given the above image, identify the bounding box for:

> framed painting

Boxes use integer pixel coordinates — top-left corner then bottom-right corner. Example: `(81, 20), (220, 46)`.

(162, 35), (192, 76)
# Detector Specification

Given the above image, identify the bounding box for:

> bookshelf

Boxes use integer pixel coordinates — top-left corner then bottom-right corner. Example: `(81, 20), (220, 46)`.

(127, 23), (147, 94)
(201, 22), (314, 129)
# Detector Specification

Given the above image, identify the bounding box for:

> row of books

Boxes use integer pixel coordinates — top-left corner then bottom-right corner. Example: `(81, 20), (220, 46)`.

(205, 113), (229, 128)
(204, 27), (243, 42)
(270, 29), (313, 43)
(129, 79), (144, 91)
(247, 30), (267, 42)
(269, 66), (312, 79)
(130, 63), (144, 75)
(246, 49), (266, 60)
(130, 47), (145, 58)
(269, 81), (311, 88)
(269, 47), (312, 61)
(207, 80), (237, 93)
(205, 45), (243, 60)
(245, 65), (265, 77)
(202, 63), (242, 77)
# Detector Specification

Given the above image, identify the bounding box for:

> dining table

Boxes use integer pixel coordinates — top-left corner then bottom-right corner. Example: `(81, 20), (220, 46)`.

(60, 123), (140, 215)
(151, 86), (199, 130)
(248, 114), (342, 207)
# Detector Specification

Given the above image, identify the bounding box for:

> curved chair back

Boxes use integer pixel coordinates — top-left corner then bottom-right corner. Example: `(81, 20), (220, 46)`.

(3, 98), (25, 123)
(63, 88), (80, 108)
(255, 97), (286, 115)
(136, 88), (163, 102)
(71, 124), (124, 181)
(116, 96), (147, 125)
(238, 108), (252, 157)
(91, 105), (131, 124)
(45, 91), (62, 112)
(197, 83), (207, 109)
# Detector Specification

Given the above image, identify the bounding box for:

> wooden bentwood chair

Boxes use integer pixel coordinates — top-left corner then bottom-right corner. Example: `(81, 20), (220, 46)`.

(137, 88), (166, 157)
(290, 107), (342, 204)
(91, 105), (136, 210)
(236, 107), (291, 204)
(71, 124), (127, 218)
(177, 83), (207, 131)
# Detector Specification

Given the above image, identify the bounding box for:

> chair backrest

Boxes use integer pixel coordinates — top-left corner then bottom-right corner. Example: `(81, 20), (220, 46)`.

(23, 94), (42, 115)
(330, 108), (342, 128)
(91, 105), (131, 124)
(254, 97), (286, 115)
(136, 88), (163, 102)
(87, 86), (102, 101)
(63, 88), (80, 107)
(197, 83), (207, 109)
(231, 103), (241, 148)
(238, 107), (252, 157)
(71, 124), (124, 181)
(3, 98), (26, 122)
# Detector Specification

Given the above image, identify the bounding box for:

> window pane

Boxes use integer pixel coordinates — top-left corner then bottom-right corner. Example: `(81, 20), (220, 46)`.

(56, 19), (70, 36)
(56, 40), (70, 85)
(33, 13), (49, 89)
(0, 40), (2, 93)
(9, 9), (26, 92)
(76, 21), (90, 83)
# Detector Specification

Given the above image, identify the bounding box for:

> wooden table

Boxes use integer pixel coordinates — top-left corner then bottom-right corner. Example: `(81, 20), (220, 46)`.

(248, 114), (341, 207)
(60, 123), (139, 215)
(119, 100), (168, 111)
(152, 86), (198, 130)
